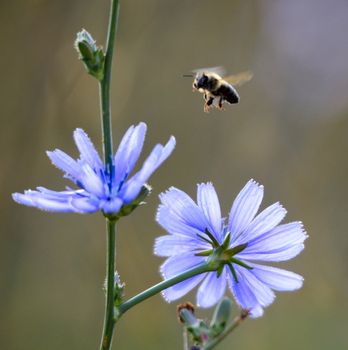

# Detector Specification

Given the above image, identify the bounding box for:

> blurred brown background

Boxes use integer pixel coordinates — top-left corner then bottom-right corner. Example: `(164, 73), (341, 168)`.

(1, 0), (348, 349)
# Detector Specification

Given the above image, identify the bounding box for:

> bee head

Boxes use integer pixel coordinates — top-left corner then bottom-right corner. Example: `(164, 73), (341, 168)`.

(193, 73), (209, 89)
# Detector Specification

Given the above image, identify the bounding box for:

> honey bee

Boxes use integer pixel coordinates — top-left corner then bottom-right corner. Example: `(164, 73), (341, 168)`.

(184, 67), (253, 112)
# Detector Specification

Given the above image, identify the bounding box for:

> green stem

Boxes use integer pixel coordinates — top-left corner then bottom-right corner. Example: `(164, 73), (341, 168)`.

(99, 0), (120, 171)
(100, 219), (118, 350)
(118, 262), (213, 316)
(203, 311), (248, 350)
(98, 1), (120, 350)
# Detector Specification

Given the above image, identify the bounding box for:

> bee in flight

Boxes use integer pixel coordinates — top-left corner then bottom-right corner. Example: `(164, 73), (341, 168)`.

(184, 67), (253, 113)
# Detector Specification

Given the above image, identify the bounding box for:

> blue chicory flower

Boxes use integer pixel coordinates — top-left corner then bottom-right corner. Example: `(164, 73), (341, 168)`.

(155, 180), (307, 317)
(13, 122), (175, 215)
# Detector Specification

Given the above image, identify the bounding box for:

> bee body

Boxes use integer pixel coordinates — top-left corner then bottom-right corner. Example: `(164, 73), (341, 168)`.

(188, 68), (252, 113)
(214, 82), (240, 104)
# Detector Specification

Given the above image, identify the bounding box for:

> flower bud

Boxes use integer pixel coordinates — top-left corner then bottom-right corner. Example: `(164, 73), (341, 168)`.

(177, 303), (210, 344)
(74, 29), (105, 80)
(210, 297), (232, 336)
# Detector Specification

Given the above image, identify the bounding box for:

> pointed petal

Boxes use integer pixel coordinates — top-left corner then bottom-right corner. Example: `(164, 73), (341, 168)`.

(46, 149), (81, 181)
(36, 187), (84, 197)
(248, 263), (304, 291)
(154, 234), (202, 257)
(249, 305), (264, 318)
(78, 164), (106, 198)
(73, 128), (103, 171)
(236, 202), (287, 245)
(162, 274), (206, 302)
(196, 269), (227, 307)
(239, 244), (305, 262)
(228, 180), (264, 239)
(114, 123), (147, 188)
(119, 136), (176, 203)
(117, 178), (144, 205)
(70, 197), (99, 213)
(12, 192), (35, 206)
(156, 205), (211, 246)
(228, 265), (275, 318)
(12, 191), (76, 212)
(156, 187), (210, 237)
(160, 251), (206, 301)
(238, 222), (307, 262)
(160, 252), (206, 279)
(197, 183), (223, 242)
(156, 135), (176, 165)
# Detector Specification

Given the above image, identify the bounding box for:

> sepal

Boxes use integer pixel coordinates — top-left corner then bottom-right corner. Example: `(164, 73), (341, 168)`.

(113, 184), (152, 219)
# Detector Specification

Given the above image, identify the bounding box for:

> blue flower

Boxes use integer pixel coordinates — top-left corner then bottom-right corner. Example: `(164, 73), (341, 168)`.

(155, 180), (307, 317)
(13, 123), (175, 215)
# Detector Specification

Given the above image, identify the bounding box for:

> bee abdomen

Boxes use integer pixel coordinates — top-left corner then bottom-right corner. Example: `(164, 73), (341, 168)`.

(216, 84), (240, 104)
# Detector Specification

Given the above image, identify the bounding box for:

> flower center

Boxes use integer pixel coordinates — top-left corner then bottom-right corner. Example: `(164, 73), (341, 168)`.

(195, 228), (252, 283)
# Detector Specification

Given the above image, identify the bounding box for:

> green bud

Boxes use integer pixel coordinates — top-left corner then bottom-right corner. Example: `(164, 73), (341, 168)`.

(210, 297), (232, 336)
(179, 308), (200, 328)
(74, 29), (105, 81)
(178, 305), (210, 344)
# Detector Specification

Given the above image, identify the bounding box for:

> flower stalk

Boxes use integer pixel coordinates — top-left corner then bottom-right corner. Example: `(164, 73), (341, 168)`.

(118, 262), (214, 317)
(203, 309), (249, 350)
(99, 1), (120, 350)
(100, 219), (118, 350)
(99, 0), (120, 173)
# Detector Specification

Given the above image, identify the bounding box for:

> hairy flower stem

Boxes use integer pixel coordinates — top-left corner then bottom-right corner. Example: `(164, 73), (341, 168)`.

(100, 219), (118, 350)
(99, 1), (120, 350)
(202, 311), (249, 350)
(118, 262), (214, 316)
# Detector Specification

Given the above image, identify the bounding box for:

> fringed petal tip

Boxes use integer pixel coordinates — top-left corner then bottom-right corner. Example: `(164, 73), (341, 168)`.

(249, 305), (264, 318)
(158, 186), (178, 202)
(73, 127), (87, 139)
(12, 192), (31, 205)
(298, 221), (309, 240)
(161, 289), (173, 303)
(73, 128), (103, 171)
(248, 178), (264, 190)
(159, 263), (166, 279)
(154, 236), (168, 257)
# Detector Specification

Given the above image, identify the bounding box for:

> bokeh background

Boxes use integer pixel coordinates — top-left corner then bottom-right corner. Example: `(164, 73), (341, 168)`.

(1, 0), (348, 349)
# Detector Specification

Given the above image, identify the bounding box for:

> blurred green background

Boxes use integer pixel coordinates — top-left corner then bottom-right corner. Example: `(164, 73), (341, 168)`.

(1, 0), (348, 349)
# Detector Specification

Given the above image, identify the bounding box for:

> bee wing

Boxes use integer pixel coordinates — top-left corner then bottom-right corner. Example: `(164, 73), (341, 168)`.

(224, 71), (253, 86)
(192, 66), (226, 77)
